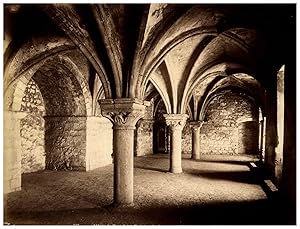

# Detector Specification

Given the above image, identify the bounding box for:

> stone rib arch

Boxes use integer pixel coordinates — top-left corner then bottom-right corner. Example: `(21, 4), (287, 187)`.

(149, 77), (172, 114)
(181, 62), (251, 115)
(186, 103), (193, 120)
(187, 28), (261, 89)
(191, 74), (228, 121)
(41, 4), (113, 99)
(153, 98), (165, 119)
(93, 76), (106, 116)
(200, 88), (259, 122)
(137, 25), (260, 116)
(197, 73), (267, 120)
(4, 35), (76, 92)
(7, 54), (92, 116)
(136, 26), (260, 101)
(133, 4), (233, 98)
(137, 31), (217, 100)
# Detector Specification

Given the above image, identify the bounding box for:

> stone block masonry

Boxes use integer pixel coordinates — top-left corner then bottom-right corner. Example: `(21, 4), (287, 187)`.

(20, 79), (45, 173)
(200, 92), (259, 155)
(4, 111), (26, 193)
(135, 100), (154, 156)
(43, 115), (113, 172)
(135, 119), (154, 156)
(44, 116), (87, 171)
(182, 122), (192, 154)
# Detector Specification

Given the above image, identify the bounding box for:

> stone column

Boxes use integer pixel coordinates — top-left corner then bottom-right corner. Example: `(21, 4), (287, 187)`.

(99, 98), (147, 206)
(163, 114), (188, 173)
(190, 121), (204, 160)
(4, 111), (26, 193)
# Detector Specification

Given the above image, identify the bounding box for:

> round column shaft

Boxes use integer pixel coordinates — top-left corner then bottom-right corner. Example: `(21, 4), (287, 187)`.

(190, 121), (204, 160)
(100, 98), (147, 206)
(164, 114), (188, 173)
(113, 126), (135, 204)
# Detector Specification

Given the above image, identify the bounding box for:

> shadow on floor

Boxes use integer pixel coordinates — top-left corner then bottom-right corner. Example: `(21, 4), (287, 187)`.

(4, 198), (295, 225)
(5, 154), (295, 225)
(190, 160), (251, 165)
(134, 166), (168, 173)
(186, 170), (259, 184)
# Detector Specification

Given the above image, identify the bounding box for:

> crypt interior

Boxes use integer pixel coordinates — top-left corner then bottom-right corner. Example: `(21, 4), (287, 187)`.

(3, 3), (296, 225)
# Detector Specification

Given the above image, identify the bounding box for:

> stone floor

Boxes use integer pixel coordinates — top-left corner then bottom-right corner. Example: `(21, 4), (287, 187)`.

(4, 154), (294, 225)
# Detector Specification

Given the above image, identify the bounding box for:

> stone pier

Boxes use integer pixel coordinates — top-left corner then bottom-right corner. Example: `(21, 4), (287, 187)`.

(190, 121), (204, 160)
(4, 111), (26, 193)
(100, 98), (147, 206)
(164, 114), (188, 173)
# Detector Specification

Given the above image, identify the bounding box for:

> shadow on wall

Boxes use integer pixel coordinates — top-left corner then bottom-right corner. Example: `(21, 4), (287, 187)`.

(238, 120), (259, 155)
(153, 122), (168, 154)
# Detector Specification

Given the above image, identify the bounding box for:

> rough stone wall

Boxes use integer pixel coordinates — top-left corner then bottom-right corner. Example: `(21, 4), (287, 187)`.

(135, 120), (154, 156)
(135, 101), (154, 156)
(44, 117), (86, 171)
(86, 116), (113, 170)
(20, 79), (45, 174)
(4, 111), (24, 193)
(33, 70), (86, 116)
(200, 93), (259, 155)
(182, 122), (192, 154)
(32, 66), (88, 171)
(274, 67), (284, 184)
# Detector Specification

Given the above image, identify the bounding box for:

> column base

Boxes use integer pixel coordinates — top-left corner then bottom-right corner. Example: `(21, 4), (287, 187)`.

(192, 154), (200, 160)
(103, 202), (135, 212)
(169, 167), (182, 173)
(112, 202), (135, 210)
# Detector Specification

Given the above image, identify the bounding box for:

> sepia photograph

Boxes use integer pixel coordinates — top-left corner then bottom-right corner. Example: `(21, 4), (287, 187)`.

(3, 2), (296, 225)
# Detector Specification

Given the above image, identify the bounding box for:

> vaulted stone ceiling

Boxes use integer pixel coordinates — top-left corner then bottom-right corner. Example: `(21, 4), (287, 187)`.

(4, 4), (295, 116)
(190, 73), (266, 121)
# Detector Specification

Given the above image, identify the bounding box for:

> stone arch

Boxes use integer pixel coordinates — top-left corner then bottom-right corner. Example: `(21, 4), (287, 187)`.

(201, 88), (259, 122)
(200, 90), (260, 156)
(181, 62), (253, 115)
(133, 4), (235, 99)
(136, 31), (217, 100)
(5, 52), (95, 171)
(198, 72), (266, 121)
(4, 51), (97, 193)
(149, 77), (172, 114)
(93, 78), (106, 116)
(4, 35), (76, 94)
(8, 55), (92, 116)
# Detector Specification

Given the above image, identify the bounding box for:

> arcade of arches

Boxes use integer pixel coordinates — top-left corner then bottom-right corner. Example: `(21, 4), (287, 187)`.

(4, 4), (296, 225)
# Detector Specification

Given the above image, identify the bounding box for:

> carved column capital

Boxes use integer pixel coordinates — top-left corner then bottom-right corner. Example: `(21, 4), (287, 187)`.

(99, 98), (147, 130)
(190, 120), (205, 131)
(163, 114), (188, 131)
